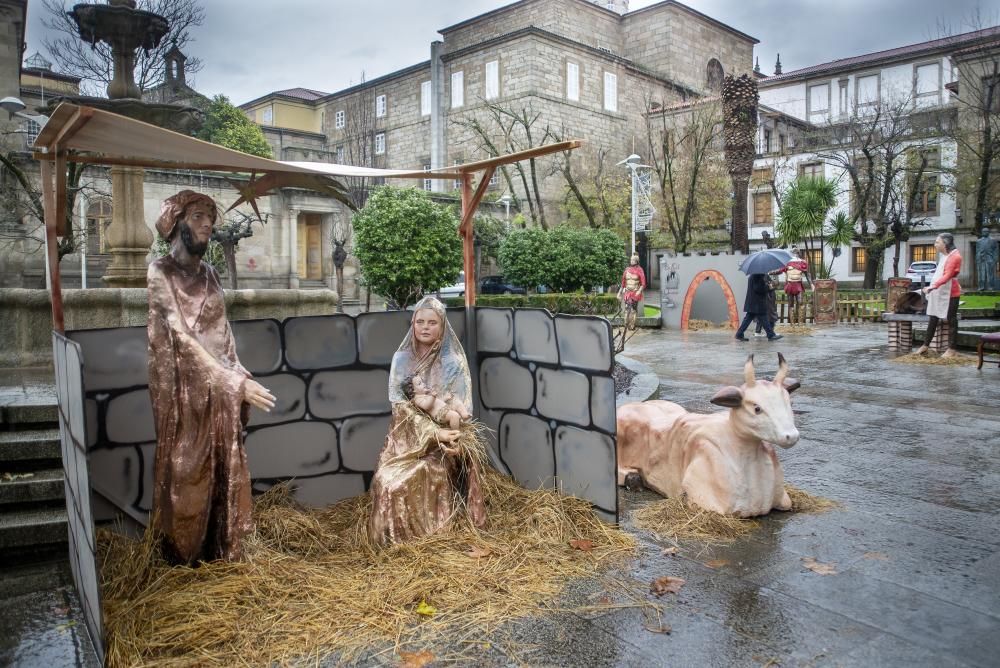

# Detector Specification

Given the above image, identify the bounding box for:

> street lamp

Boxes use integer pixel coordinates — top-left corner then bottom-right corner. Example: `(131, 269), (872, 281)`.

(617, 154), (652, 257)
(496, 191), (513, 222)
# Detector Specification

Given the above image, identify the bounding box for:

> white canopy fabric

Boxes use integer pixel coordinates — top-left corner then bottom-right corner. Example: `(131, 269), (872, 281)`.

(34, 102), (458, 179)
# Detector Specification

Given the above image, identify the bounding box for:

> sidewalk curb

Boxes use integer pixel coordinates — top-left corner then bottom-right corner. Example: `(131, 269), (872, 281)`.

(615, 355), (659, 408)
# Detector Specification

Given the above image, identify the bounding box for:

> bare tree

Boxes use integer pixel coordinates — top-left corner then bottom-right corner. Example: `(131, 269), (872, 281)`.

(336, 79), (387, 210)
(452, 100), (549, 228)
(40, 0), (205, 97)
(643, 97), (730, 252)
(547, 135), (630, 231)
(811, 97), (943, 287)
(211, 211), (267, 290)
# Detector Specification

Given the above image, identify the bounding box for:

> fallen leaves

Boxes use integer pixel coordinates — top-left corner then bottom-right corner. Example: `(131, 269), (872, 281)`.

(801, 557), (837, 576)
(863, 551), (889, 561)
(465, 545), (492, 559)
(704, 559), (730, 569)
(650, 576), (686, 596)
(643, 623), (672, 634)
(1, 472), (34, 482)
(399, 650), (435, 667)
(414, 600), (436, 617)
(569, 539), (594, 552)
(661, 546), (678, 556)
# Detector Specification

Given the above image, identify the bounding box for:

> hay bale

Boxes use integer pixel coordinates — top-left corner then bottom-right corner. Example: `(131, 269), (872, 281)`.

(631, 485), (839, 543)
(777, 324), (815, 335)
(892, 352), (975, 366)
(98, 470), (636, 666)
(687, 319), (733, 331)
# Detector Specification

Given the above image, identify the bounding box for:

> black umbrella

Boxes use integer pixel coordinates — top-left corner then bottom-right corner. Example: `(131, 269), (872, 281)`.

(738, 249), (795, 275)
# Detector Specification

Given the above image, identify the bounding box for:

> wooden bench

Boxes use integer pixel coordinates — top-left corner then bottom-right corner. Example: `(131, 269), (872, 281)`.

(978, 332), (1000, 370)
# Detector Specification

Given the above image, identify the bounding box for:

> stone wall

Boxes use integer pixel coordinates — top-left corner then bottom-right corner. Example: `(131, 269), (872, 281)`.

(659, 253), (750, 330)
(0, 288), (338, 368)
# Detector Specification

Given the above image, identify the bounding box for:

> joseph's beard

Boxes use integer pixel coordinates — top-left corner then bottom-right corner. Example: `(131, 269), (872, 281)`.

(179, 223), (209, 256)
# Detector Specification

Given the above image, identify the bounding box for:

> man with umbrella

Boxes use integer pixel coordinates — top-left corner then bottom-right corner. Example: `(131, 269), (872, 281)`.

(735, 249), (791, 341)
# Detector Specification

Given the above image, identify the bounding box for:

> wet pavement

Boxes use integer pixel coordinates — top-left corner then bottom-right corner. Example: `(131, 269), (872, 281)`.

(3, 324), (999, 666)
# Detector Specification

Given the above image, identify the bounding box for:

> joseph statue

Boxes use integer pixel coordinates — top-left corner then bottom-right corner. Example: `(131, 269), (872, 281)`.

(147, 190), (275, 564)
(975, 227), (998, 291)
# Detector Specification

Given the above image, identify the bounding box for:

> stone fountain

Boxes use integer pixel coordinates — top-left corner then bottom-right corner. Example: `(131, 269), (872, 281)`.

(54, 0), (205, 288)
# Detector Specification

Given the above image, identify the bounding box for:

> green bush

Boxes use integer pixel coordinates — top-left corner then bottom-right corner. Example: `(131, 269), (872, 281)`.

(353, 186), (463, 309)
(443, 293), (619, 315)
(498, 226), (626, 293)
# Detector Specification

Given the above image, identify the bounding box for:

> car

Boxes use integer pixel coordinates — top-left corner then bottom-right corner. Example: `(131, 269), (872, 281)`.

(905, 261), (937, 286)
(479, 275), (527, 295)
(432, 271), (465, 298)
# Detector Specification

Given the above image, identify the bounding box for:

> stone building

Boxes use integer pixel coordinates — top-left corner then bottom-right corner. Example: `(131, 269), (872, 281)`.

(240, 0), (757, 284)
(749, 26), (1000, 286)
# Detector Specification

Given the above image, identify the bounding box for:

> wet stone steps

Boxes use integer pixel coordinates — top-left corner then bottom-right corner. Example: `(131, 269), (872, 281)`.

(0, 506), (68, 550)
(0, 469), (65, 505)
(0, 428), (62, 464)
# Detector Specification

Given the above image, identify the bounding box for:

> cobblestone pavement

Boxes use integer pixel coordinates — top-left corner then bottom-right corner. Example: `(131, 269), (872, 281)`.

(3, 324), (999, 666)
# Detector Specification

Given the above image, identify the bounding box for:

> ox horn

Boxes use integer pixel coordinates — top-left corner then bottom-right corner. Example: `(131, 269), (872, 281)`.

(775, 352), (788, 385)
(744, 354), (756, 387)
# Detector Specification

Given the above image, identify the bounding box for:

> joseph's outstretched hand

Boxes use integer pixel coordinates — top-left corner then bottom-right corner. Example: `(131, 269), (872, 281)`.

(245, 379), (276, 412)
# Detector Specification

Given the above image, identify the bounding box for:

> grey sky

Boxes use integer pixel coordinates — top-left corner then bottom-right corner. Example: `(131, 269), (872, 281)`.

(24, 0), (995, 105)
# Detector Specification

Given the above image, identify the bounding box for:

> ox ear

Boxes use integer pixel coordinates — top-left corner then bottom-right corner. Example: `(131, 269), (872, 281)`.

(710, 386), (744, 408)
(783, 377), (801, 393)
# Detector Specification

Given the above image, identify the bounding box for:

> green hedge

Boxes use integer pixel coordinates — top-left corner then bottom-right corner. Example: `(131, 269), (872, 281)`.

(443, 293), (619, 315)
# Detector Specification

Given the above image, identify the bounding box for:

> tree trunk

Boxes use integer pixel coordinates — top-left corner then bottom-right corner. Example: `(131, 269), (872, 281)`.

(223, 243), (238, 290)
(863, 251), (880, 289)
(335, 266), (345, 313)
(732, 178), (749, 253)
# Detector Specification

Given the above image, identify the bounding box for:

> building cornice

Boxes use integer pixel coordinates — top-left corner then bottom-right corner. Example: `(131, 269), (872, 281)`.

(623, 1), (758, 45)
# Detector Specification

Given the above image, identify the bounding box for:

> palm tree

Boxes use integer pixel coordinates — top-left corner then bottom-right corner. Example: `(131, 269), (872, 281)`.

(775, 176), (850, 278)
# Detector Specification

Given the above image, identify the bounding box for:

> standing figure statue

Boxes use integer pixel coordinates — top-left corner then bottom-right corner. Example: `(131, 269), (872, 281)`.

(147, 190), (276, 565)
(774, 248), (812, 324)
(975, 227), (998, 291)
(618, 254), (647, 309)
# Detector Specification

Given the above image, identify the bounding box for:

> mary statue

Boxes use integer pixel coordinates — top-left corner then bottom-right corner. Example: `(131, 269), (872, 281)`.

(369, 296), (487, 545)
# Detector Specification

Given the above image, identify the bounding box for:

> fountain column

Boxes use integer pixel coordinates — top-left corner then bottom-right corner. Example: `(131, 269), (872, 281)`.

(102, 166), (153, 287)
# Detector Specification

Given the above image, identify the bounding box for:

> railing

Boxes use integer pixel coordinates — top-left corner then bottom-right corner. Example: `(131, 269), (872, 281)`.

(774, 291), (885, 324)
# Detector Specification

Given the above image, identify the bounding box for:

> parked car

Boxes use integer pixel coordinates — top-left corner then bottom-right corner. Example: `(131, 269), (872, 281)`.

(479, 275), (527, 295)
(905, 261), (937, 286)
(433, 271), (465, 298)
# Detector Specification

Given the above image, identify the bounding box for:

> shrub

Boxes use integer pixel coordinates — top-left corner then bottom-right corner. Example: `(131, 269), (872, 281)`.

(498, 226), (626, 293)
(442, 293), (619, 315)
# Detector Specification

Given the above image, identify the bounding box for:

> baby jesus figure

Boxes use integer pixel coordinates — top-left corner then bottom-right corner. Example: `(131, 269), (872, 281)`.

(401, 374), (471, 431)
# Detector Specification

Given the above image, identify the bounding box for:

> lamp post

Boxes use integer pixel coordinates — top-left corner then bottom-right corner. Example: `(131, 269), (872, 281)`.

(617, 154), (654, 257)
(497, 191), (513, 225)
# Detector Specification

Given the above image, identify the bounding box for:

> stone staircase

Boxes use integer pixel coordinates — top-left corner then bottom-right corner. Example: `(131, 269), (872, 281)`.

(0, 401), (68, 562)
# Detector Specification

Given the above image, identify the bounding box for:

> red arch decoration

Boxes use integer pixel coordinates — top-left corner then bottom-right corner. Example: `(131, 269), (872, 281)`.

(680, 269), (739, 330)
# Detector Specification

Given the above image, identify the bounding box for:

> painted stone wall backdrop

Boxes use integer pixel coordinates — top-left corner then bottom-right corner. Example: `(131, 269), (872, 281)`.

(52, 333), (104, 661)
(660, 253), (750, 330)
(475, 307), (618, 522)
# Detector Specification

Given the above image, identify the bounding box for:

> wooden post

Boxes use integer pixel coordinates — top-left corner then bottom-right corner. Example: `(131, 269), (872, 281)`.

(40, 157), (65, 333)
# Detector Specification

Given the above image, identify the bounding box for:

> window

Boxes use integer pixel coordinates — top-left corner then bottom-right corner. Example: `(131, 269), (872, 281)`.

(838, 78), (849, 117)
(762, 128), (772, 154)
(489, 169), (499, 186)
(914, 62), (941, 108)
(374, 133), (385, 155)
(423, 164), (432, 191)
(335, 145), (344, 163)
(751, 166), (773, 188)
(603, 72), (617, 112)
(453, 159), (463, 190)
(22, 118), (41, 148)
(485, 60), (499, 100)
(851, 246), (867, 274)
(261, 105), (273, 125)
(421, 81), (432, 116)
(856, 74), (879, 109)
(807, 82), (830, 123)
(376, 94), (386, 118)
(86, 200), (112, 255)
(566, 62), (580, 101)
(910, 244), (936, 263)
(706, 58), (724, 92)
(752, 192), (773, 225)
(909, 148), (940, 216)
(778, 133), (786, 154)
(451, 71), (464, 108)
(799, 162), (823, 181)
(804, 248), (823, 276)
(335, 110), (345, 129)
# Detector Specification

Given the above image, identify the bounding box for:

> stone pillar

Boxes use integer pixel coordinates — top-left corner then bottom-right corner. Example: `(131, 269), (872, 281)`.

(812, 278), (838, 325)
(102, 166), (152, 288)
(287, 208), (299, 289)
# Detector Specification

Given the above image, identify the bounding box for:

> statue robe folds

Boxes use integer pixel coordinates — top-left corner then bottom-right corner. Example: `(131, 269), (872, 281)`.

(147, 256), (252, 564)
(369, 296), (486, 546)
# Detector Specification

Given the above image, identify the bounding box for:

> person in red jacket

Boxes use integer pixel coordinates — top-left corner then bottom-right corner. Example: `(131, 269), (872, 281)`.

(916, 233), (962, 358)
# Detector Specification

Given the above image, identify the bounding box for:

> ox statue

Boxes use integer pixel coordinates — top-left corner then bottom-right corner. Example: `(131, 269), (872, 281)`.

(617, 353), (801, 517)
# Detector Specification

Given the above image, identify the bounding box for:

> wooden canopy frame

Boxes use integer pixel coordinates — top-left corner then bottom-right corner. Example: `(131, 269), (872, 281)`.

(34, 102), (581, 331)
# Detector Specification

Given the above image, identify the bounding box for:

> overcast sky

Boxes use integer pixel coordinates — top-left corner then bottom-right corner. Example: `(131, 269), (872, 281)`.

(24, 0), (996, 105)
